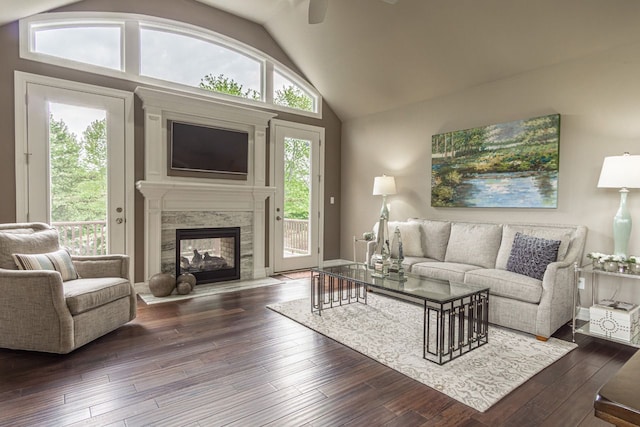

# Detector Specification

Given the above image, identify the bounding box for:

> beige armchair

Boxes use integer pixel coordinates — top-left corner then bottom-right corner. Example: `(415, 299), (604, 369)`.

(0, 222), (136, 353)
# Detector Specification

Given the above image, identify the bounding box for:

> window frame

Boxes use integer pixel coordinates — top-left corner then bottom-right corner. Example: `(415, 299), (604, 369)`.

(273, 67), (318, 114)
(19, 12), (322, 118)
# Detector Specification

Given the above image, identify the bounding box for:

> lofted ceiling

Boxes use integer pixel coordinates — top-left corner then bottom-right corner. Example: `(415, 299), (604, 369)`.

(4, 0), (640, 121)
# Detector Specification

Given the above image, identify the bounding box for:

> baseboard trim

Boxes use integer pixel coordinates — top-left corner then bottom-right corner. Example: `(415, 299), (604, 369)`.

(321, 259), (353, 267)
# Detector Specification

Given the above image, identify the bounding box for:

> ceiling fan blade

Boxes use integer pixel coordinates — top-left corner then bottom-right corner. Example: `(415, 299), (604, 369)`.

(308, 0), (328, 24)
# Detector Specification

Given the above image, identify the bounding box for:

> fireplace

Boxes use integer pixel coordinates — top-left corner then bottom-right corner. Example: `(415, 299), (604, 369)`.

(135, 86), (276, 282)
(175, 227), (241, 284)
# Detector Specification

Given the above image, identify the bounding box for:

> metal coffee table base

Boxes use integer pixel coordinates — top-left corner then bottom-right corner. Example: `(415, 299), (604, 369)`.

(424, 293), (489, 364)
(311, 270), (367, 313)
(311, 269), (489, 365)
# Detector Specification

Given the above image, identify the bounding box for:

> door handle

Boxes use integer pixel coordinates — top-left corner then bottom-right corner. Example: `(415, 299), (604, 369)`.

(276, 216), (282, 221)
(115, 218), (124, 224)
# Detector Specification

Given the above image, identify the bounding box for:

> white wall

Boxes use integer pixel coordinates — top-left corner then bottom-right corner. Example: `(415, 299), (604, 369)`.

(341, 40), (640, 305)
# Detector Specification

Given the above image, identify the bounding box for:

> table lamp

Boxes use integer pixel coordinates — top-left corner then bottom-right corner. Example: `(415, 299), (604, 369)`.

(371, 175), (396, 275)
(597, 152), (640, 257)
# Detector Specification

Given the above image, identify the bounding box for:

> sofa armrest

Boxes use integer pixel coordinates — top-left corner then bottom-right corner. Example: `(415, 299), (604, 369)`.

(72, 255), (129, 279)
(533, 226), (587, 337)
(0, 269), (74, 353)
(536, 234), (587, 337)
(541, 224), (587, 293)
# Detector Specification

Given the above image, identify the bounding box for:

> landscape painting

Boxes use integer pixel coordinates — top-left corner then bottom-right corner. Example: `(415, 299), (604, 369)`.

(431, 114), (560, 208)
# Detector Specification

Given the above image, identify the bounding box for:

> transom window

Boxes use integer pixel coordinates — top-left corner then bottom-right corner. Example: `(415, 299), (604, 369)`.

(139, 25), (262, 100)
(274, 70), (315, 112)
(31, 23), (122, 70)
(20, 13), (321, 117)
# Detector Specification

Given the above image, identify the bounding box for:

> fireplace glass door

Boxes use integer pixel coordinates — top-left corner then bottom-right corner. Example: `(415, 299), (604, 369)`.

(176, 227), (240, 284)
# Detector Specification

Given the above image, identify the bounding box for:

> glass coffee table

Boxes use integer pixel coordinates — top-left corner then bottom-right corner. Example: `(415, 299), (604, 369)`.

(311, 263), (489, 365)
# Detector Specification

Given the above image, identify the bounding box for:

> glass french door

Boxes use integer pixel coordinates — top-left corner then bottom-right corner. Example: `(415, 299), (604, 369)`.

(273, 122), (322, 272)
(24, 83), (126, 255)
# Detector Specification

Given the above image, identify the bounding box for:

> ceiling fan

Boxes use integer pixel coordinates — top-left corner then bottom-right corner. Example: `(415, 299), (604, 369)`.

(308, 0), (399, 24)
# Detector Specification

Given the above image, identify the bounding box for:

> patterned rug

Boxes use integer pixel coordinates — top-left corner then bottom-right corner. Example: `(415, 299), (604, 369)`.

(138, 277), (284, 305)
(268, 293), (577, 412)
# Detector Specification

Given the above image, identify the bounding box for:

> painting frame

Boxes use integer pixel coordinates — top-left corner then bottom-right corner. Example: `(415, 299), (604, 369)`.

(431, 114), (560, 208)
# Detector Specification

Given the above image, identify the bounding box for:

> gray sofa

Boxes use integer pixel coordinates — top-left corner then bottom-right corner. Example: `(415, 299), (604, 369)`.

(0, 223), (137, 353)
(370, 219), (587, 339)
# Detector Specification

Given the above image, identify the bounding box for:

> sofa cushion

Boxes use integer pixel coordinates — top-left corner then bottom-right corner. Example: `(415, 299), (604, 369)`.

(12, 248), (79, 281)
(444, 223), (503, 268)
(402, 256), (438, 272)
(0, 226), (59, 270)
(387, 221), (423, 257)
(64, 277), (132, 315)
(495, 224), (573, 269)
(408, 219), (451, 261)
(464, 268), (543, 304)
(506, 232), (561, 280)
(411, 261), (478, 283)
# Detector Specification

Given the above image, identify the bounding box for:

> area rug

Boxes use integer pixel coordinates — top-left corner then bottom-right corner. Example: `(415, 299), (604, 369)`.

(267, 294), (577, 412)
(138, 277), (284, 305)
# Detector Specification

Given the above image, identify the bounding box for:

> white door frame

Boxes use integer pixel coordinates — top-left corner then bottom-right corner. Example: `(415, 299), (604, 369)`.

(268, 119), (325, 273)
(14, 71), (135, 278)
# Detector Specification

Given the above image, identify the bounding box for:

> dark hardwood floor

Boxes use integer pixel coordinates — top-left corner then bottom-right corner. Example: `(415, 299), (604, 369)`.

(0, 277), (635, 426)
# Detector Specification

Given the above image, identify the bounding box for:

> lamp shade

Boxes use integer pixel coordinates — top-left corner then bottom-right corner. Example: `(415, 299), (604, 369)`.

(373, 175), (397, 196)
(597, 153), (640, 189)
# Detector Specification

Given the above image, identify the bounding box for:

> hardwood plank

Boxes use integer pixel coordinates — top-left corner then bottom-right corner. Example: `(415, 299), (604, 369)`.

(224, 390), (328, 427)
(380, 410), (430, 426)
(0, 277), (636, 426)
(196, 385), (302, 426)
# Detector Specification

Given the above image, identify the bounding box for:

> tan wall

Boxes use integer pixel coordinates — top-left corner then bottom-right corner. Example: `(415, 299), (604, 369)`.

(341, 41), (640, 305)
(0, 0), (342, 281)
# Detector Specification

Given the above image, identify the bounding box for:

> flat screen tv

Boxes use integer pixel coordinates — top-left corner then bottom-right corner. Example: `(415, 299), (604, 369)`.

(168, 121), (249, 178)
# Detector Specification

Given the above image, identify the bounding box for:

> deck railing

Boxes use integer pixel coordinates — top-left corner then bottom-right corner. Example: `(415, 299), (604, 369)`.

(53, 220), (107, 256)
(52, 219), (309, 258)
(283, 218), (309, 255)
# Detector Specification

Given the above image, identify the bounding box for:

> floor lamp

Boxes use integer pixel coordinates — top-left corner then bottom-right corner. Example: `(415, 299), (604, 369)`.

(597, 152), (640, 258)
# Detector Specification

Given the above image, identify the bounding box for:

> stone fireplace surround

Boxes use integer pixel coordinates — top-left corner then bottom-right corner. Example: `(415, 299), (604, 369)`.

(135, 86), (277, 283)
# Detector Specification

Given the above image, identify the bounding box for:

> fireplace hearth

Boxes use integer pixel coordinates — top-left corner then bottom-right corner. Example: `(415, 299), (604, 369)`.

(175, 227), (240, 284)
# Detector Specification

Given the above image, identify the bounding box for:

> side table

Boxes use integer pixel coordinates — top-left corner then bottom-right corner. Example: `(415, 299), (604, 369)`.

(573, 263), (640, 347)
(352, 235), (375, 266)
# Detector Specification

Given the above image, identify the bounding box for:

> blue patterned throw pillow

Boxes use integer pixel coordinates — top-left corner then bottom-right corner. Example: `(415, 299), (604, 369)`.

(506, 232), (561, 281)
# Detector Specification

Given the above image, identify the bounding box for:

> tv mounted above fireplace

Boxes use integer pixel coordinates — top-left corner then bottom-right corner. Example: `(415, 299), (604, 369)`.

(168, 120), (249, 179)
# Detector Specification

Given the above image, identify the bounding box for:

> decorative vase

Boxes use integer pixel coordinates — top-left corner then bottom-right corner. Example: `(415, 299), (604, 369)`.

(177, 273), (197, 291)
(148, 273), (176, 297)
(388, 226), (405, 280)
(604, 261), (618, 272)
(592, 259), (605, 270)
(176, 281), (192, 295)
(629, 263), (640, 274)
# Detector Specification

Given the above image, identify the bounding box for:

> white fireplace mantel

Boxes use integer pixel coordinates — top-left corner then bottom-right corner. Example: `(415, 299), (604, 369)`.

(136, 180), (276, 209)
(135, 86), (277, 281)
(136, 180), (275, 280)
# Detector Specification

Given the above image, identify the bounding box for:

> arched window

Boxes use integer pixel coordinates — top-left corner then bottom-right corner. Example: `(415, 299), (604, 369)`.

(139, 25), (263, 100)
(30, 21), (122, 71)
(20, 13), (321, 117)
(274, 69), (316, 113)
